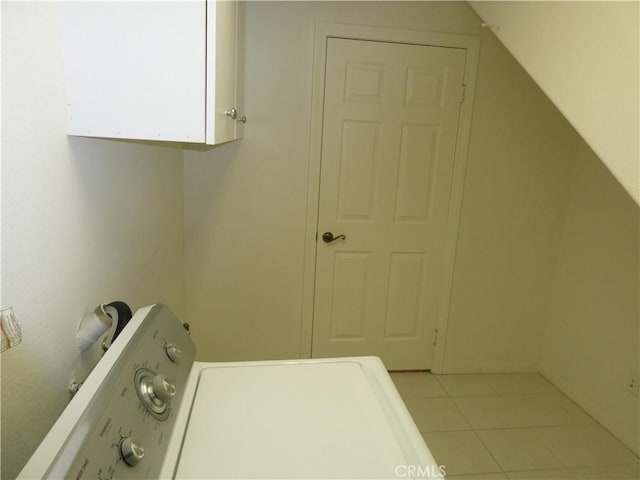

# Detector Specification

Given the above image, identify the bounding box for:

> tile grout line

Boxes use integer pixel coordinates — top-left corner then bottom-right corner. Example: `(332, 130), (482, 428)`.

(458, 382), (564, 476)
(397, 372), (640, 478)
(433, 374), (509, 477)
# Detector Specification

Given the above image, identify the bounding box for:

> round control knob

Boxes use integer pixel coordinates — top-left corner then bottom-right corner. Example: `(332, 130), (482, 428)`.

(120, 437), (144, 466)
(134, 368), (176, 420)
(152, 374), (176, 403)
(165, 343), (182, 363)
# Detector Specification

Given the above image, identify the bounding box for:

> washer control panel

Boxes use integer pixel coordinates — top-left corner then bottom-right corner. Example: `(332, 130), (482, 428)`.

(48, 305), (195, 479)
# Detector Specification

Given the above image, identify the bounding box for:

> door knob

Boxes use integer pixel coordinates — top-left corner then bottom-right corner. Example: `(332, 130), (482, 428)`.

(322, 232), (347, 243)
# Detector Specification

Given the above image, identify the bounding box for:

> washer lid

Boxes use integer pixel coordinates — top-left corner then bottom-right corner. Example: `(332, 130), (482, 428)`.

(175, 360), (438, 479)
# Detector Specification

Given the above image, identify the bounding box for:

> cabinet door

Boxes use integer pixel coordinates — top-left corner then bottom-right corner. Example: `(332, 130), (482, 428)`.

(60, 1), (207, 143)
(206, 0), (243, 144)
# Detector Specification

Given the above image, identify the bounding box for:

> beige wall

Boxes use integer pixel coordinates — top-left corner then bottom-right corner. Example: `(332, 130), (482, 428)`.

(441, 30), (577, 373)
(184, 1), (485, 361)
(469, 1), (639, 205)
(184, 1), (575, 373)
(1, 3), (185, 478)
(185, 2), (455, 360)
(540, 140), (640, 455)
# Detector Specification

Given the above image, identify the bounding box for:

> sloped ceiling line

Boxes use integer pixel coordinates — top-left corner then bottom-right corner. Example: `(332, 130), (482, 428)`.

(469, 1), (639, 206)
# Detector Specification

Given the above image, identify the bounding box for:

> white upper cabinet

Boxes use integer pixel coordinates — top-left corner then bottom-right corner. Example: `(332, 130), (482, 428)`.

(60, 0), (244, 145)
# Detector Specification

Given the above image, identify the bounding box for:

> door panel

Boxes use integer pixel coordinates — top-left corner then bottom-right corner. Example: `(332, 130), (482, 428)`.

(395, 124), (440, 222)
(384, 253), (427, 339)
(312, 38), (466, 370)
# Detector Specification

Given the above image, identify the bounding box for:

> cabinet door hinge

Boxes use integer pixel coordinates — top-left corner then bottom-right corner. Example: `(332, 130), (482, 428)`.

(433, 328), (439, 346)
(459, 83), (466, 104)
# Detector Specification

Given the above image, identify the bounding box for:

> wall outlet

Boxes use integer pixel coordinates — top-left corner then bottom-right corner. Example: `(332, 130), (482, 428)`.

(626, 376), (639, 397)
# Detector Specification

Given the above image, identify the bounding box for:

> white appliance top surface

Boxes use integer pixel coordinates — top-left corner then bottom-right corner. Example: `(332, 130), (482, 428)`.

(174, 358), (437, 479)
(18, 305), (439, 480)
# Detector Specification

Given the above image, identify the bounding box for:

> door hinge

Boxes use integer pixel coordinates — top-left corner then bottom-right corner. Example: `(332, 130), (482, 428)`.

(459, 83), (466, 104)
(433, 328), (439, 346)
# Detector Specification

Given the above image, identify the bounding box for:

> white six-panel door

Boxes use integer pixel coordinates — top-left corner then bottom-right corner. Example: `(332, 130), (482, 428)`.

(312, 38), (466, 370)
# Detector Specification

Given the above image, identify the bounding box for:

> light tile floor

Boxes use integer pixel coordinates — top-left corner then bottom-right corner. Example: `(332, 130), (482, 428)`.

(390, 372), (640, 480)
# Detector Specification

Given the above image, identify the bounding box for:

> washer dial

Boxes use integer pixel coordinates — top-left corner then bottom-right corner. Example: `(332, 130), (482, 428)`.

(165, 343), (182, 363)
(134, 368), (176, 420)
(119, 436), (144, 466)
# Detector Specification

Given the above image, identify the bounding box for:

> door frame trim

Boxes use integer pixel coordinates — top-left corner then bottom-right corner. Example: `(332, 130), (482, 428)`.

(300, 23), (480, 373)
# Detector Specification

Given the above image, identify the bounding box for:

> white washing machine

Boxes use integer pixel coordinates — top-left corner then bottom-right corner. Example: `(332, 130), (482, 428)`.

(18, 304), (444, 479)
